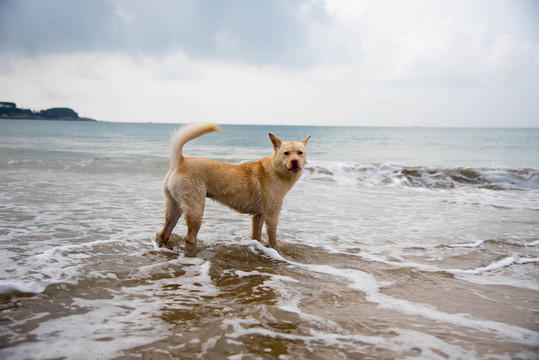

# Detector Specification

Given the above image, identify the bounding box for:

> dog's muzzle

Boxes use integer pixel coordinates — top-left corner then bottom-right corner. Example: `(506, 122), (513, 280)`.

(288, 160), (302, 173)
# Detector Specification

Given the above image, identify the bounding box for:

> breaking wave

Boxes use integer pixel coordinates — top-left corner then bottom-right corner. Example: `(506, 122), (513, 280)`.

(4, 152), (539, 190)
(304, 161), (539, 190)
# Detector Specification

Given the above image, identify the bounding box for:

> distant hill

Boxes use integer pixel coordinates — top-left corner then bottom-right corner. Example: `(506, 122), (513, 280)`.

(0, 102), (97, 121)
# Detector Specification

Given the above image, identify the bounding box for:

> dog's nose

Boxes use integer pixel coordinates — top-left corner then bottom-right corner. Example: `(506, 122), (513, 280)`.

(291, 159), (299, 166)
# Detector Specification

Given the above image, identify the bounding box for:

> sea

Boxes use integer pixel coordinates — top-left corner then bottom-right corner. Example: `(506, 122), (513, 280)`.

(0, 119), (538, 359)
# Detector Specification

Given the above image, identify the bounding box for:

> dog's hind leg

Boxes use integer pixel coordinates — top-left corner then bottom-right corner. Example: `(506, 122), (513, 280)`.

(160, 189), (182, 246)
(183, 190), (205, 247)
(184, 208), (203, 247)
(251, 214), (264, 242)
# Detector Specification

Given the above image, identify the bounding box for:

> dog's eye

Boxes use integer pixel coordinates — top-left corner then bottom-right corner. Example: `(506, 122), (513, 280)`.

(284, 152), (289, 155)
(298, 151), (303, 155)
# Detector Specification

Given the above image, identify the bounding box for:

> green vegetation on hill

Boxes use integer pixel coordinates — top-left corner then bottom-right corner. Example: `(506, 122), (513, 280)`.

(0, 102), (96, 121)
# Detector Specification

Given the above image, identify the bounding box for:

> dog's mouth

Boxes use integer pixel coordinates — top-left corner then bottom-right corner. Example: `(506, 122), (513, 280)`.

(287, 164), (302, 173)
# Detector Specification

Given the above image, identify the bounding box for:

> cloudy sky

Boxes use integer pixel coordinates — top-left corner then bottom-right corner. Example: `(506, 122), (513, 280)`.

(1, 0), (538, 127)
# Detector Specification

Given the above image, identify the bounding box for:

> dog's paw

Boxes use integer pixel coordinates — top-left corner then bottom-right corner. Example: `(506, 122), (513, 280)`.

(153, 232), (165, 248)
(153, 232), (177, 250)
(168, 234), (185, 249)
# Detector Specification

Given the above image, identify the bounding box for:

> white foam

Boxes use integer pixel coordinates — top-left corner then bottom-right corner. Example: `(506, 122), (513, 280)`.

(310, 262), (538, 345)
(449, 240), (485, 248)
(326, 245), (536, 278)
(198, 335), (221, 359)
(0, 237), (149, 297)
(222, 315), (477, 359)
(454, 273), (539, 292)
(247, 240), (286, 261)
(136, 251), (206, 280)
(303, 160), (539, 189)
(250, 249), (539, 347)
(359, 249), (539, 292)
(0, 256), (218, 359)
(1, 290), (169, 360)
(518, 257), (539, 264)
(234, 269), (262, 278)
(448, 254), (520, 276)
(0, 281), (50, 295)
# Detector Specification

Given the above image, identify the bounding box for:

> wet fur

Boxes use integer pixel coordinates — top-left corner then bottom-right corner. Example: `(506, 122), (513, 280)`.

(159, 123), (310, 249)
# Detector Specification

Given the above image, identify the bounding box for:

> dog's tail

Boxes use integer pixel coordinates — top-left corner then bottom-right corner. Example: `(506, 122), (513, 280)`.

(169, 123), (221, 168)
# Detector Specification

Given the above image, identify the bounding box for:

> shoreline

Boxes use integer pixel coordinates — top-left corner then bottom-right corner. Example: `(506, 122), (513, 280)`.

(1, 116), (98, 122)
(0, 102), (98, 122)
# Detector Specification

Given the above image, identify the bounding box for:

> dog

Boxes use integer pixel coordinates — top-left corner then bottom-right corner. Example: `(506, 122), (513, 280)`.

(159, 123), (310, 250)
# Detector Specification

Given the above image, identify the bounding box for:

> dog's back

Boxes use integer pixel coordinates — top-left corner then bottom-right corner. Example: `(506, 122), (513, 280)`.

(175, 157), (266, 214)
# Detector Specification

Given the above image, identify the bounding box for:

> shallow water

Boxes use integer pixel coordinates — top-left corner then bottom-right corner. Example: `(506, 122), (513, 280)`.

(0, 120), (538, 359)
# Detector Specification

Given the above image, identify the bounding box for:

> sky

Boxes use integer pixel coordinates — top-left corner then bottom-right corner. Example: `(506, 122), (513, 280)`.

(1, 0), (538, 127)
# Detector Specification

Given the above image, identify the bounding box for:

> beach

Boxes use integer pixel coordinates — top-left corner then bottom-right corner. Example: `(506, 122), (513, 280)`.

(1, 120), (538, 359)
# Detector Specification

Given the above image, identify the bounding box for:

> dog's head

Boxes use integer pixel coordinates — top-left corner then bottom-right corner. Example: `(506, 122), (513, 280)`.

(269, 133), (311, 176)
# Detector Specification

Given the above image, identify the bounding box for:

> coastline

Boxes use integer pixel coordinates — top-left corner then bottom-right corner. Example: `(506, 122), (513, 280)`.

(0, 102), (98, 122)
(1, 116), (98, 122)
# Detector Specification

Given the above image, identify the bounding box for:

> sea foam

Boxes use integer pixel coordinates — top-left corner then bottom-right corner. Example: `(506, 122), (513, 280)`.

(303, 161), (539, 190)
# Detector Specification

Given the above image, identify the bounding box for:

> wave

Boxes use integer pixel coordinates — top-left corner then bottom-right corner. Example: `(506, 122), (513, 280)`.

(4, 153), (539, 190)
(303, 161), (539, 190)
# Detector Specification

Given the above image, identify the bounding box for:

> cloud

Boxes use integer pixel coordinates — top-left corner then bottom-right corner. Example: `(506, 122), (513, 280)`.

(0, 0), (114, 55)
(2, 0), (536, 80)
(3, 50), (535, 127)
(321, 0), (539, 88)
(0, 0), (328, 67)
(0, 0), (538, 127)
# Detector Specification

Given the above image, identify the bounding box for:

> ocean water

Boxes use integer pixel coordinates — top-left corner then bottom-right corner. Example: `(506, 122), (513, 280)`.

(0, 119), (538, 359)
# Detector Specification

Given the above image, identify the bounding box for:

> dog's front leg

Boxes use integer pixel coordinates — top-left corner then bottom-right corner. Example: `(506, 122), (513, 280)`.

(264, 213), (280, 249)
(251, 214), (264, 242)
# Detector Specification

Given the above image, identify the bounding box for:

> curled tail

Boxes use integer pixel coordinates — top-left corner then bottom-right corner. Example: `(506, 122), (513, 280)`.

(169, 123), (221, 168)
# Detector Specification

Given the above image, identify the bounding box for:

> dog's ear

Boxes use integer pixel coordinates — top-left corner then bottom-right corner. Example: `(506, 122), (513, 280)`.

(301, 136), (311, 146)
(269, 133), (282, 151)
